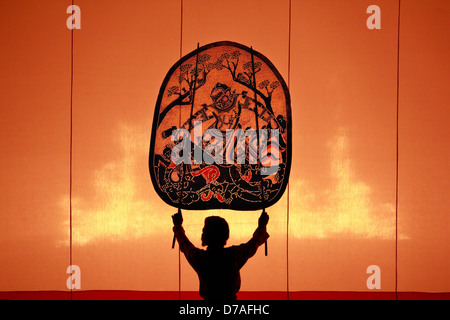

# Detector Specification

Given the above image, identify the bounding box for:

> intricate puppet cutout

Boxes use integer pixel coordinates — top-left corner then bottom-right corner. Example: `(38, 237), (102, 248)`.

(149, 41), (291, 210)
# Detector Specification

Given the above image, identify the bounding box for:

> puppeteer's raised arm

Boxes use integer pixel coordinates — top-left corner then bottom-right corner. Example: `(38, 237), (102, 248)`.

(172, 211), (197, 259)
(251, 211), (270, 246)
(258, 211), (269, 230)
(172, 210), (183, 227)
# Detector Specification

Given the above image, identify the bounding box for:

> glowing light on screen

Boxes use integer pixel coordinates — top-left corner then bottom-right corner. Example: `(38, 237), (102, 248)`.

(61, 124), (400, 247)
(289, 128), (397, 240)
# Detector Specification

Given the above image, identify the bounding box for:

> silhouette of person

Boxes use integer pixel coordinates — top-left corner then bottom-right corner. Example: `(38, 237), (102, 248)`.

(172, 211), (269, 301)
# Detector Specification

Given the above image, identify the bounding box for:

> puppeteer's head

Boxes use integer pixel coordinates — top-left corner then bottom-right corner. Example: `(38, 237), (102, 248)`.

(201, 216), (229, 248)
(210, 83), (237, 112)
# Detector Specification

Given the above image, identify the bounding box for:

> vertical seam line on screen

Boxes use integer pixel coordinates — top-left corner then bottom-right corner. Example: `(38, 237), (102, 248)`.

(69, 0), (74, 302)
(395, 0), (401, 301)
(286, 0), (291, 301)
(180, 0), (183, 59)
(178, 0), (183, 301)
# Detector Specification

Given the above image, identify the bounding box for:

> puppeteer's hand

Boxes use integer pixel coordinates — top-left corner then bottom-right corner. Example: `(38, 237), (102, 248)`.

(258, 211), (269, 229)
(172, 210), (183, 227)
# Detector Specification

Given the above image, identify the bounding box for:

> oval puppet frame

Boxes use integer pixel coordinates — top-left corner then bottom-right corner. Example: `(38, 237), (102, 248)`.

(149, 41), (291, 211)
